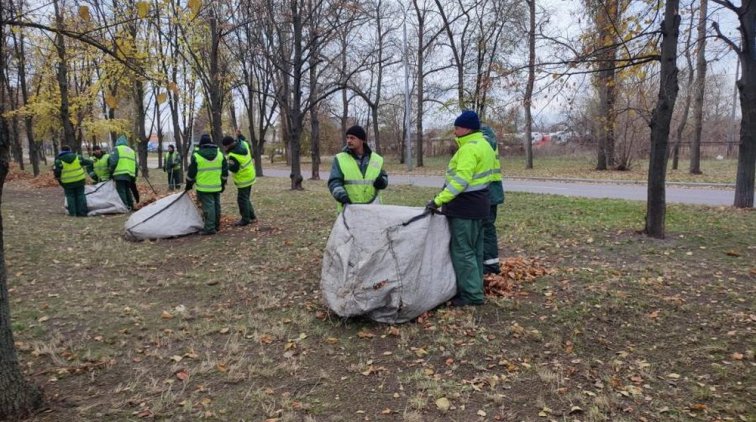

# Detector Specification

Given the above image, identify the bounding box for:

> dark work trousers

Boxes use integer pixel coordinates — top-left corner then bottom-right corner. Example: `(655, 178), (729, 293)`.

(115, 179), (134, 210)
(198, 191), (221, 233)
(483, 204), (500, 274)
(237, 186), (256, 223)
(449, 217), (485, 304)
(64, 185), (88, 217)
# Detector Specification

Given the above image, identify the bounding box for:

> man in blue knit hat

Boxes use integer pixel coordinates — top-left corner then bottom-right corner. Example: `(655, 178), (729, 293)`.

(426, 110), (496, 306)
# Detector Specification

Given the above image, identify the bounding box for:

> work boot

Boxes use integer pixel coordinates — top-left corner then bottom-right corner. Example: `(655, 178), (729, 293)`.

(233, 220), (250, 227)
(199, 229), (217, 236)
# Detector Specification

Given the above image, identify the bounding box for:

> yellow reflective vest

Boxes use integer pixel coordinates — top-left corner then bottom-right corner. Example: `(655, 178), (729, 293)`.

(228, 142), (256, 188)
(194, 152), (223, 192)
(433, 131), (496, 206)
(336, 151), (383, 209)
(113, 145), (136, 177)
(93, 154), (111, 181)
(61, 156), (86, 184)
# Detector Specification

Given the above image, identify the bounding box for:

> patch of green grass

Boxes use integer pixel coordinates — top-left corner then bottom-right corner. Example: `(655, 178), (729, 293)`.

(3, 176), (754, 421)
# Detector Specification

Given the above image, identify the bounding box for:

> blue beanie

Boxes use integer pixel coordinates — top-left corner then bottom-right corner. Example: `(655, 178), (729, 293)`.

(454, 110), (480, 130)
(199, 134), (212, 145)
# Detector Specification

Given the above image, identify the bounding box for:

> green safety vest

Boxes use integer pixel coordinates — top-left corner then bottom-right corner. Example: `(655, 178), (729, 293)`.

(194, 152), (223, 192)
(60, 156), (86, 184)
(434, 131), (495, 205)
(228, 142), (256, 188)
(113, 145), (136, 177)
(166, 151), (181, 171)
(93, 154), (111, 181)
(336, 151), (383, 209)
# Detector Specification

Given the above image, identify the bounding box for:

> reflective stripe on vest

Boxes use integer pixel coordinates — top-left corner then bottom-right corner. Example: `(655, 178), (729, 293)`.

(336, 152), (383, 205)
(194, 152), (223, 192)
(113, 145), (136, 177)
(93, 154), (111, 181)
(228, 143), (256, 188)
(61, 156), (86, 184)
(439, 132), (495, 200)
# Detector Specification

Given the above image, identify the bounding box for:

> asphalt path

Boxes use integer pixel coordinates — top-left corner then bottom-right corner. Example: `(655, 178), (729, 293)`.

(144, 157), (738, 206)
(257, 168), (738, 207)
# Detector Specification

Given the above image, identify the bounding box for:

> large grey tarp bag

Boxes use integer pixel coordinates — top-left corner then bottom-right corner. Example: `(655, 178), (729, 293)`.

(124, 192), (203, 240)
(64, 180), (129, 216)
(320, 204), (456, 323)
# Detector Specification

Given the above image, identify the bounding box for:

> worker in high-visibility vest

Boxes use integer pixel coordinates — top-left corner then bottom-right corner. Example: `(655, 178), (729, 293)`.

(163, 144), (182, 190)
(480, 125), (505, 274)
(222, 135), (257, 226)
(87, 145), (111, 183)
(426, 110), (496, 307)
(108, 135), (138, 210)
(185, 134), (228, 235)
(328, 125), (388, 211)
(53, 145), (93, 217)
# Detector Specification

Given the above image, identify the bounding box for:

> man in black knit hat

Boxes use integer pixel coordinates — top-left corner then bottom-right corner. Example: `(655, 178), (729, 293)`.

(328, 125), (388, 211)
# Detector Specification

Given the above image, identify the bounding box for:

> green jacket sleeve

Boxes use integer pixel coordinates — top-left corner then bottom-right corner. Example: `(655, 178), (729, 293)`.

(434, 147), (476, 206)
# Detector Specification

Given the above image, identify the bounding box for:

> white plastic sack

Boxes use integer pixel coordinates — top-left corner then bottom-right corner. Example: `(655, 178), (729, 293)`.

(64, 180), (129, 216)
(124, 192), (203, 240)
(320, 204), (456, 323)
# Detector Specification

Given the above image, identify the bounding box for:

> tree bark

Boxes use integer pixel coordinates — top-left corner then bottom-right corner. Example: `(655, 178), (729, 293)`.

(0, 8), (44, 415)
(689, 0), (708, 175)
(53, 0), (78, 153)
(733, 1), (755, 208)
(523, 0), (535, 169)
(645, 0), (680, 238)
(672, 3), (696, 171)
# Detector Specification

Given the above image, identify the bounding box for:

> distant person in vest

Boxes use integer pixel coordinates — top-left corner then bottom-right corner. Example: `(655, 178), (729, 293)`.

(222, 135), (257, 226)
(87, 145), (111, 183)
(185, 134), (228, 235)
(425, 110), (496, 306)
(480, 125), (504, 274)
(163, 144), (182, 190)
(54, 145), (93, 217)
(108, 134), (138, 210)
(328, 125), (388, 211)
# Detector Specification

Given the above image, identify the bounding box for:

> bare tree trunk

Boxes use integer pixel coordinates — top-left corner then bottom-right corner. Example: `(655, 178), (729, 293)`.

(733, 2), (755, 208)
(8, 1), (37, 175)
(228, 97), (238, 133)
(689, 0), (708, 174)
(0, 9), (43, 415)
(672, 3), (696, 171)
(208, 10), (224, 145)
(523, 0), (535, 169)
(645, 0), (680, 238)
(53, 0), (78, 152)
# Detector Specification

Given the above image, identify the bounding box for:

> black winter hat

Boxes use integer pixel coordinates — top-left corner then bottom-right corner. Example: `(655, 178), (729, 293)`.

(454, 110), (480, 130)
(61, 145), (72, 152)
(346, 125), (367, 141)
(221, 136), (235, 146)
(199, 133), (212, 145)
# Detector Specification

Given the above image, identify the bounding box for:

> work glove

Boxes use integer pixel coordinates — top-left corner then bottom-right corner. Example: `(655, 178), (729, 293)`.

(373, 176), (387, 189)
(221, 181), (226, 193)
(337, 192), (351, 205)
(184, 181), (194, 192)
(425, 199), (439, 213)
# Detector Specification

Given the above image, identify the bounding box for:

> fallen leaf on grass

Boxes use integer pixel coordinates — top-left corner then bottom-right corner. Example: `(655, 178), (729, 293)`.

(170, 355), (183, 362)
(690, 403), (707, 411)
(435, 397), (451, 412)
(161, 311), (174, 320)
(731, 352), (744, 360)
(259, 334), (274, 344)
(357, 330), (375, 339)
(219, 327), (230, 334)
(176, 369), (189, 381)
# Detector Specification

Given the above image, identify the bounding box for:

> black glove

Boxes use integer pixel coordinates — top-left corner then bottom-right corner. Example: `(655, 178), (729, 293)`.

(184, 181), (194, 192)
(426, 199), (439, 213)
(221, 182), (226, 193)
(373, 176), (387, 189)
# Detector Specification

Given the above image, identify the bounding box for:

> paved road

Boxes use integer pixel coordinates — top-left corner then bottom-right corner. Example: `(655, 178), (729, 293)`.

(258, 168), (739, 207)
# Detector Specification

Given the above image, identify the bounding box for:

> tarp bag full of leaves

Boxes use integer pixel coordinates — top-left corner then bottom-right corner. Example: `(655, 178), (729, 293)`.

(124, 192), (203, 240)
(65, 180), (129, 216)
(320, 204), (456, 323)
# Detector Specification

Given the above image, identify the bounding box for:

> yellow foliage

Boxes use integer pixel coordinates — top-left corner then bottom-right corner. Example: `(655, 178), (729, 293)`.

(136, 2), (150, 18)
(188, 0), (202, 18)
(157, 93), (167, 104)
(78, 6), (91, 22)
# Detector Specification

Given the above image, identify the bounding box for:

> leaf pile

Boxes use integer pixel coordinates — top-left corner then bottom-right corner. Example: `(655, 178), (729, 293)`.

(28, 173), (60, 188)
(5, 163), (34, 182)
(485, 256), (552, 297)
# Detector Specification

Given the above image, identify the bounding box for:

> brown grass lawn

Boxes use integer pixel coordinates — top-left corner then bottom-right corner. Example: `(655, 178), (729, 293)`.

(4, 176), (754, 421)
